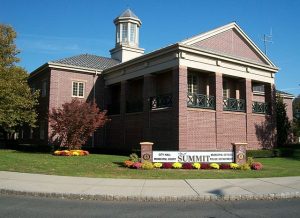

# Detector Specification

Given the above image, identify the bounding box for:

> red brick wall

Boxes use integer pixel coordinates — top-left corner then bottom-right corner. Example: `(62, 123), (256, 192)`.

(191, 29), (267, 65)
(253, 94), (265, 102)
(283, 98), (293, 121)
(187, 110), (216, 150)
(49, 69), (99, 109)
(219, 112), (247, 149)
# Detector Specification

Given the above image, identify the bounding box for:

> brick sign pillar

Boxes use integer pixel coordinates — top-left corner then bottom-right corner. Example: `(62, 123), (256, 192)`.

(232, 143), (247, 164)
(140, 142), (153, 162)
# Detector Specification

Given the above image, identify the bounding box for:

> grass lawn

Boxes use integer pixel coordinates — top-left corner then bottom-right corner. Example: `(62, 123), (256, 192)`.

(0, 149), (299, 179)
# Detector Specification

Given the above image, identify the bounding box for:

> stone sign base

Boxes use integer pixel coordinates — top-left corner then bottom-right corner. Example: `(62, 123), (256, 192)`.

(232, 142), (247, 164)
(140, 142), (153, 163)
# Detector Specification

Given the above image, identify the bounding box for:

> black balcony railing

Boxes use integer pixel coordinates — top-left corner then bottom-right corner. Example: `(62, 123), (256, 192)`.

(150, 94), (173, 109)
(126, 100), (143, 113)
(187, 93), (215, 109)
(223, 98), (245, 112)
(252, 101), (269, 114)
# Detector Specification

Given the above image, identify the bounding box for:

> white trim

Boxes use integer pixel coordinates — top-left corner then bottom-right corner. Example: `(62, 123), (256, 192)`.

(179, 44), (278, 72)
(48, 62), (104, 73)
(71, 81), (85, 98)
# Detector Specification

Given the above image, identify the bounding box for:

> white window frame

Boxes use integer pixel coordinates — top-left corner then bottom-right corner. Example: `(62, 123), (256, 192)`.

(188, 73), (198, 94)
(223, 81), (229, 98)
(72, 81), (85, 98)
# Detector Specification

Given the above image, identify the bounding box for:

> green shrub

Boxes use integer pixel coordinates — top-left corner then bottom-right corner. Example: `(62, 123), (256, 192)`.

(246, 150), (274, 158)
(240, 163), (251, 170)
(141, 161), (154, 170)
(247, 157), (254, 165)
(129, 153), (139, 162)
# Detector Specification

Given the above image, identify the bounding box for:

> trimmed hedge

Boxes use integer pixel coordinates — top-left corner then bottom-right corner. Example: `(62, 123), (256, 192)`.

(246, 150), (275, 158)
(247, 145), (300, 159)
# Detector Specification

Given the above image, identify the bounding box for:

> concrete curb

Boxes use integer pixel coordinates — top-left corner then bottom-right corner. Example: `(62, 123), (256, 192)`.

(1, 189), (299, 202)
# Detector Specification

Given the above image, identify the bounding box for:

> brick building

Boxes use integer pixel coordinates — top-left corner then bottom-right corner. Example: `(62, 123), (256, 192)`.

(26, 9), (293, 152)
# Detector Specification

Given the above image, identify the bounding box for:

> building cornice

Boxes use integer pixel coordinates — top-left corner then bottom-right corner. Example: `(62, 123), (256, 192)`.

(29, 62), (103, 79)
(103, 43), (180, 74)
(178, 43), (279, 73)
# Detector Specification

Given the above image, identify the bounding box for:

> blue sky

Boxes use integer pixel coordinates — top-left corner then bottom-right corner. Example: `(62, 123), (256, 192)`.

(1, 0), (300, 95)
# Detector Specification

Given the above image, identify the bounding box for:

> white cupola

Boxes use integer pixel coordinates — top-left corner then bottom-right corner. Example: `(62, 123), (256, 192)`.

(110, 9), (144, 62)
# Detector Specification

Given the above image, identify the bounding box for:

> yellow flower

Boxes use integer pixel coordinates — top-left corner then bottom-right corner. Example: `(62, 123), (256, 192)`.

(72, 152), (80, 156)
(193, 163), (201, 169)
(210, 163), (219, 169)
(153, 163), (162, 168)
(172, 162), (182, 169)
(54, 150), (60, 155)
(230, 163), (239, 169)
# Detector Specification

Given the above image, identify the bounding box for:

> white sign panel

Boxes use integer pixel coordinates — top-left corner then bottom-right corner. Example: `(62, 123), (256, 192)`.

(152, 151), (233, 163)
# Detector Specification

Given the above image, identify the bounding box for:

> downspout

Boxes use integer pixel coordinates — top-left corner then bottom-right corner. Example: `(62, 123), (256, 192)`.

(92, 70), (99, 148)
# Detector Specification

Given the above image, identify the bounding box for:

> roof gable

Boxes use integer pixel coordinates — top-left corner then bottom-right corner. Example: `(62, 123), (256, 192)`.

(181, 23), (275, 67)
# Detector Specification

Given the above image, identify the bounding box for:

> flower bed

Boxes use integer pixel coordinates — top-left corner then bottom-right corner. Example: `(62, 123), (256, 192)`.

(123, 160), (263, 171)
(53, 150), (89, 156)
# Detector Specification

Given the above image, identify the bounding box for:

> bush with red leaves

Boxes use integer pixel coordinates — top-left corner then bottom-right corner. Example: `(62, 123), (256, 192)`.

(49, 99), (108, 150)
(220, 163), (231, 169)
(162, 163), (173, 169)
(200, 163), (211, 169)
(251, 162), (263, 170)
(182, 163), (193, 169)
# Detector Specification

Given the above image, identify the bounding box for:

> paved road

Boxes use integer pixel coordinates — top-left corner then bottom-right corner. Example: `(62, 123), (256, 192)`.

(0, 195), (299, 218)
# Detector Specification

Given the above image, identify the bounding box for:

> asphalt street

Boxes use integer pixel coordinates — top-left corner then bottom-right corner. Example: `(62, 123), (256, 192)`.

(0, 195), (299, 218)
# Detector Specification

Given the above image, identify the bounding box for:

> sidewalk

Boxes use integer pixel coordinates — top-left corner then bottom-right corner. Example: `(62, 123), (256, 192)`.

(0, 171), (299, 201)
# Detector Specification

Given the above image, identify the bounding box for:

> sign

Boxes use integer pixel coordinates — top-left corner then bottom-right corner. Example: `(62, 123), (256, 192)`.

(152, 151), (233, 163)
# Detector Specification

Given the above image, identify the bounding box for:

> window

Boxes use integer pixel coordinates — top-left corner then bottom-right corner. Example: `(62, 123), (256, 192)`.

(121, 23), (128, 42)
(116, 24), (120, 43)
(252, 84), (265, 93)
(188, 73), (198, 94)
(130, 23), (136, 43)
(72, 81), (85, 97)
(41, 81), (47, 97)
(223, 81), (229, 98)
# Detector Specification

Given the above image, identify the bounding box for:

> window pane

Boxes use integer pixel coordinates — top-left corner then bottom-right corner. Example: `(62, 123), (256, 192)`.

(122, 23), (128, 42)
(73, 82), (78, 96)
(78, 83), (84, 97)
(130, 24), (136, 43)
(253, 84), (265, 92)
(116, 24), (120, 43)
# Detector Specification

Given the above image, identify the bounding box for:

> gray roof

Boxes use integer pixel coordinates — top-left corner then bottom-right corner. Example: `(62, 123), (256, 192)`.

(117, 9), (139, 19)
(276, 90), (294, 98)
(50, 54), (120, 70)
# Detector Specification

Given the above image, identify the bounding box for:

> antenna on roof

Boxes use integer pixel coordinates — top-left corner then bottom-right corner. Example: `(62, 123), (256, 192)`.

(262, 28), (273, 55)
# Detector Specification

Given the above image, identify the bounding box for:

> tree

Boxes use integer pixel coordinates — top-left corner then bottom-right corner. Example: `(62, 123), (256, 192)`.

(292, 95), (300, 140)
(49, 99), (108, 150)
(276, 96), (292, 146)
(0, 24), (39, 136)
